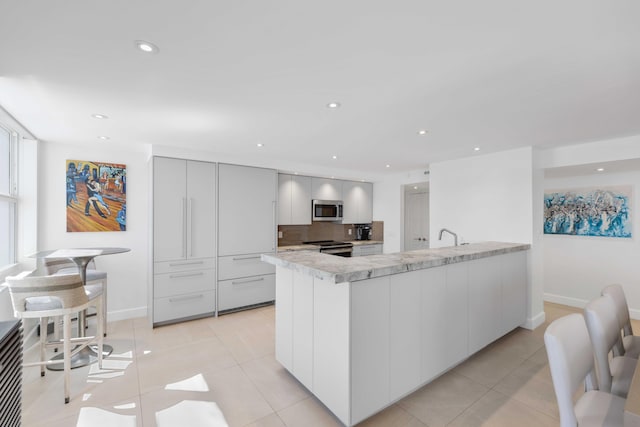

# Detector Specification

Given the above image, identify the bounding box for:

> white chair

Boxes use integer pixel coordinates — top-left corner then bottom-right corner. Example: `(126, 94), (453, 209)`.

(602, 284), (640, 358)
(584, 294), (637, 398)
(5, 273), (104, 404)
(39, 258), (109, 336)
(544, 313), (625, 427)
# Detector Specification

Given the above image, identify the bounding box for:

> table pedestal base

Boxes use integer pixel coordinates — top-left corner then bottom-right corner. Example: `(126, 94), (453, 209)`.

(46, 344), (113, 371)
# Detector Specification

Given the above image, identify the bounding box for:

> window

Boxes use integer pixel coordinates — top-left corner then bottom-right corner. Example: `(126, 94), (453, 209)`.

(0, 124), (17, 268)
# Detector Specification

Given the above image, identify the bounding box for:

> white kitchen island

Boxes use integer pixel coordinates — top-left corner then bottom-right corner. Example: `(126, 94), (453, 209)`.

(262, 241), (530, 426)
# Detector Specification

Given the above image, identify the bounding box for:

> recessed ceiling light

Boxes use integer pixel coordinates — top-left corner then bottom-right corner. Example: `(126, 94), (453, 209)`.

(91, 114), (108, 119)
(418, 130), (428, 135)
(596, 168), (605, 172)
(294, 172), (298, 175)
(413, 186), (418, 190)
(97, 136), (110, 140)
(331, 176), (335, 179)
(327, 102), (341, 109)
(474, 147), (481, 151)
(135, 40), (159, 54)
(386, 164), (390, 168)
(332, 155), (338, 160)
(361, 179), (365, 182)
(256, 143), (264, 147)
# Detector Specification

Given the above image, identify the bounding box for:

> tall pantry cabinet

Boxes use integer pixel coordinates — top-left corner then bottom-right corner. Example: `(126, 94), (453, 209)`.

(218, 164), (277, 312)
(152, 157), (216, 325)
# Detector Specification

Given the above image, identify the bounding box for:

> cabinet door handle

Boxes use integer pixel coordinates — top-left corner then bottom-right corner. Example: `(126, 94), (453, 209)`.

(169, 294), (204, 303)
(231, 277), (265, 285)
(182, 197), (187, 258)
(169, 260), (204, 267)
(188, 198), (193, 257)
(169, 272), (205, 279)
(232, 255), (261, 261)
(272, 200), (276, 251)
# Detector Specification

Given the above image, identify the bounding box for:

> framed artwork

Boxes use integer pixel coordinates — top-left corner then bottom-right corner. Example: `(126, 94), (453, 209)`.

(544, 185), (632, 238)
(66, 160), (127, 232)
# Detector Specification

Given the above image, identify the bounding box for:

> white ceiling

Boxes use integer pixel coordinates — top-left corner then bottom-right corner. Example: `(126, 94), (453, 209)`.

(1, 1), (639, 179)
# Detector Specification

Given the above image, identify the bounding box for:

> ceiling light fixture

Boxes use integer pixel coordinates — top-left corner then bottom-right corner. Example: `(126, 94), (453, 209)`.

(474, 147), (481, 151)
(596, 168), (605, 172)
(386, 164), (390, 168)
(135, 40), (159, 54)
(418, 130), (428, 135)
(91, 114), (108, 119)
(97, 136), (110, 140)
(332, 155), (338, 160)
(256, 143), (264, 147)
(327, 102), (341, 109)
(414, 186), (418, 190)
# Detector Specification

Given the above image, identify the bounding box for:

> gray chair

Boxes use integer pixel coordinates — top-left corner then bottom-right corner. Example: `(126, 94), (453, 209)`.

(544, 313), (625, 427)
(39, 258), (109, 336)
(584, 294), (637, 398)
(602, 284), (640, 358)
(5, 272), (104, 404)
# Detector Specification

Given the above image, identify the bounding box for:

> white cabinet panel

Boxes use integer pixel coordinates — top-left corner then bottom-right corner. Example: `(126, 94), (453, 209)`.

(468, 256), (502, 354)
(218, 164), (277, 256)
(421, 267), (448, 382)
(217, 274), (275, 311)
(444, 262), (469, 365)
(218, 253), (275, 280)
(501, 251), (527, 333)
(311, 178), (342, 201)
(389, 270), (422, 401)
(278, 174), (311, 225)
(351, 277), (390, 425)
(292, 272), (314, 390)
(186, 160), (216, 259)
(275, 267), (293, 372)
(153, 157), (187, 262)
(352, 243), (383, 257)
(343, 181), (373, 224)
(153, 290), (216, 324)
(154, 268), (216, 298)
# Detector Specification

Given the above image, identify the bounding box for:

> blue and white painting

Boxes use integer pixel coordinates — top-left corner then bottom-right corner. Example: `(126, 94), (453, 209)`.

(544, 186), (632, 238)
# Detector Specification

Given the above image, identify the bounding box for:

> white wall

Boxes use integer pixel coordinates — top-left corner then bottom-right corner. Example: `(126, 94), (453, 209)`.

(372, 169), (429, 253)
(429, 147), (534, 246)
(543, 169), (640, 316)
(38, 142), (149, 321)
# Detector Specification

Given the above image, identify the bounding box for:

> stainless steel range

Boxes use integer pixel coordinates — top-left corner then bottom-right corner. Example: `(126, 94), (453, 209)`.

(304, 240), (353, 257)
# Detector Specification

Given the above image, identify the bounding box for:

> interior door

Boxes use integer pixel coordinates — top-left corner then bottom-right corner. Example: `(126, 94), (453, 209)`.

(404, 184), (429, 251)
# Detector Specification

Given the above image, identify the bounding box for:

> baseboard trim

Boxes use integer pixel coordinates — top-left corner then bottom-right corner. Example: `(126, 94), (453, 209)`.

(543, 292), (588, 309)
(108, 306), (147, 322)
(522, 311), (545, 330)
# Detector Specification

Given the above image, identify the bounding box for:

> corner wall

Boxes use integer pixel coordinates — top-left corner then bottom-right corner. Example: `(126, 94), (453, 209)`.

(38, 142), (149, 321)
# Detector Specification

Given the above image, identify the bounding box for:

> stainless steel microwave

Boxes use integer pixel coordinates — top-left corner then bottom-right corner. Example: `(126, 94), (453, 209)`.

(312, 200), (343, 222)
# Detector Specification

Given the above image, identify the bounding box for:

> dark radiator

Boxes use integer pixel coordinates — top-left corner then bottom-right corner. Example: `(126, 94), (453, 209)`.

(0, 320), (22, 427)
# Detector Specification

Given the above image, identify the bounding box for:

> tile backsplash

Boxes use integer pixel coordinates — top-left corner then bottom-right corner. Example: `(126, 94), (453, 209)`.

(278, 221), (384, 246)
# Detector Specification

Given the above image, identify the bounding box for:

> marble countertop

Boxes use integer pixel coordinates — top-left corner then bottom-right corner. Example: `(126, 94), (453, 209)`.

(263, 241), (530, 283)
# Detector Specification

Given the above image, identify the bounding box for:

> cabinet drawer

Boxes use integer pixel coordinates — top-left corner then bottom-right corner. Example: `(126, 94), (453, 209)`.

(354, 244), (383, 256)
(218, 254), (275, 280)
(154, 258), (215, 274)
(154, 268), (215, 298)
(153, 290), (215, 324)
(218, 274), (275, 311)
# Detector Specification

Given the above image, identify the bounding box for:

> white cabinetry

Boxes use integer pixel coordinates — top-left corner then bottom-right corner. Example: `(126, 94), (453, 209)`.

(278, 174), (311, 225)
(342, 181), (373, 224)
(152, 157), (216, 325)
(352, 243), (383, 256)
(311, 178), (342, 201)
(218, 164), (277, 312)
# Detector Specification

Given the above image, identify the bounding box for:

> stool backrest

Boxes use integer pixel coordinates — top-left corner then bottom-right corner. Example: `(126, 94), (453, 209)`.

(545, 313), (598, 427)
(602, 284), (633, 336)
(37, 258), (96, 275)
(584, 294), (620, 393)
(5, 273), (87, 315)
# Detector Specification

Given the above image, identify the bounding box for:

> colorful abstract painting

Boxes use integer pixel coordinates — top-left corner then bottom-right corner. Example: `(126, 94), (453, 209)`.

(66, 160), (126, 232)
(544, 186), (632, 238)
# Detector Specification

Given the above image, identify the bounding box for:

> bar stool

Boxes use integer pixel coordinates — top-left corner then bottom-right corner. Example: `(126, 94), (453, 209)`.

(602, 284), (640, 358)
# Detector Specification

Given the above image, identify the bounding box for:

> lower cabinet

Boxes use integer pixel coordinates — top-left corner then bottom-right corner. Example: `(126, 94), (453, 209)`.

(153, 258), (216, 324)
(217, 253), (276, 312)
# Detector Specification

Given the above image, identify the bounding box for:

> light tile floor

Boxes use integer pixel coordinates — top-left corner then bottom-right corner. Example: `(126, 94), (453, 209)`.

(21, 302), (630, 427)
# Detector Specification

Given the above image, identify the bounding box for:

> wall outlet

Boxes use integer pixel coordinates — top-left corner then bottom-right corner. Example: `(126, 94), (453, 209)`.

(278, 231), (283, 239)
(348, 229), (352, 235)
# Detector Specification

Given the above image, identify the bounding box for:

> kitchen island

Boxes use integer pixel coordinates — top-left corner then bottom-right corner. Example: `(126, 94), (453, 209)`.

(261, 242), (530, 426)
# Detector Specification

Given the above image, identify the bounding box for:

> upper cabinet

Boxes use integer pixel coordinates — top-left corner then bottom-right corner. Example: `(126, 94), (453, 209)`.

(311, 178), (342, 201)
(342, 181), (373, 224)
(278, 174), (312, 225)
(153, 157), (216, 262)
(218, 164), (277, 256)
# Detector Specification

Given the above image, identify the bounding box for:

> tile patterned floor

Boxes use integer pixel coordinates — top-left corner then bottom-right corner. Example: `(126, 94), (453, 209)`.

(21, 302), (619, 426)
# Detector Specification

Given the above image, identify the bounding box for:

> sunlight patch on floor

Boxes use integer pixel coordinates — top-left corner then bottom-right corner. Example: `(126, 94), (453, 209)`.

(76, 407), (136, 427)
(155, 400), (229, 427)
(165, 373), (210, 392)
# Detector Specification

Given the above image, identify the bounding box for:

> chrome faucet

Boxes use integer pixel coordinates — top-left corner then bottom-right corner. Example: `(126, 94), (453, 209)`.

(438, 228), (458, 246)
